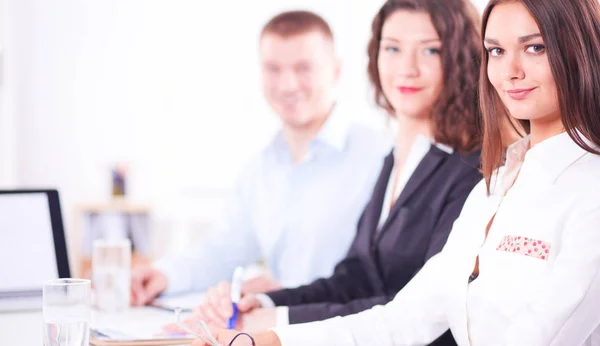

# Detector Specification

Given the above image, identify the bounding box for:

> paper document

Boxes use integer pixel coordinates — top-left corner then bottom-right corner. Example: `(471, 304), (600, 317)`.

(90, 330), (193, 345)
(151, 292), (205, 313)
(90, 306), (195, 345)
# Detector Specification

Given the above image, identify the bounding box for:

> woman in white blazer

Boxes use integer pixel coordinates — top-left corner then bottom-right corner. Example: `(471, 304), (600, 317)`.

(191, 0), (600, 344)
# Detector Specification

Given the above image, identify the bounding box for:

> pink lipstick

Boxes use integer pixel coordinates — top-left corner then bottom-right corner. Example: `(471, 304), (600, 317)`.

(397, 87), (423, 95)
(506, 87), (537, 100)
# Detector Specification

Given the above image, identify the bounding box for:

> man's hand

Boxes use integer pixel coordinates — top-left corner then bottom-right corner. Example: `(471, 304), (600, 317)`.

(130, 265), (168, 306)
(192, 281), (264, 329)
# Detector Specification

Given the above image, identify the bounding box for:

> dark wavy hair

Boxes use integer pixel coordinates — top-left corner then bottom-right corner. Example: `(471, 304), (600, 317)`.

(480, 0), (600, 192)
(367, 0), (482, 153)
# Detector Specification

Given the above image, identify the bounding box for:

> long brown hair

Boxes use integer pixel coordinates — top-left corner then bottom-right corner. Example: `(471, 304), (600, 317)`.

(367, 0), (482, 153)
(481, 0), (600, 192)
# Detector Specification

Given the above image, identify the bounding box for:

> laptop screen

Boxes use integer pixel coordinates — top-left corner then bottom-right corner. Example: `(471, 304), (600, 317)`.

(0, 192), (60, 292)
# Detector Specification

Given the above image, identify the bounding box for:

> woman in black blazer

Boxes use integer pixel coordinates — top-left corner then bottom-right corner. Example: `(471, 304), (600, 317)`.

(176, 1), (483, 345)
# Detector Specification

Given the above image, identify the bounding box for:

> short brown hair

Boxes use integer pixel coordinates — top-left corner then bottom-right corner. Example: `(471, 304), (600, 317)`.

(367, 0), (482, 153)
(480, 0), (600, 193)
(261, 10), (333, 41)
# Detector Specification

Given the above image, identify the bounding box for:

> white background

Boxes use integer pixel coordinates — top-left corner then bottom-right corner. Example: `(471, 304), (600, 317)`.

(0, 0), (490, 259)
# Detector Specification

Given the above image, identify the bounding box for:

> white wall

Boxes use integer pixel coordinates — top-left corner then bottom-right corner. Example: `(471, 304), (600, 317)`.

(3, 0), (389, 250)
(2, 0), (491, 254)
(0, 0), (19, 187)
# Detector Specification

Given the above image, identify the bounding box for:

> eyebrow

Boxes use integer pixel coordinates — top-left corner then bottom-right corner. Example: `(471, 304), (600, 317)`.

(381, 36), (441, 44)
(518, 33), (542, 44)
(483, 38), (500, 45)
(484, 33), (543, 45)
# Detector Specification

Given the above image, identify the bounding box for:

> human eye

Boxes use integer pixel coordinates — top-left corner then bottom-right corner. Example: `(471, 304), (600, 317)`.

(382, 45), (400, 53)
(265, 64), (280, 74)
(486, 47), (505, 57)
(424, 47), (441, 55)
(525, 44), (546, 55)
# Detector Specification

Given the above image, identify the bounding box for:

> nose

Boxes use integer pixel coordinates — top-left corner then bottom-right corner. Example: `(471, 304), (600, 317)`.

(503, 53), (525, 81)
(279, 70), (300, 92)
(397, 50), (419, 78)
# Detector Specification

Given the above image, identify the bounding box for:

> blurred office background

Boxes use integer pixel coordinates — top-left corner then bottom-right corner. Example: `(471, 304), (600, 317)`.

(0, 0), (489, 274)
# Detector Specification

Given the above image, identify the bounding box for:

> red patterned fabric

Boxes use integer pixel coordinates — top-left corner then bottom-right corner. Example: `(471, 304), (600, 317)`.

(496, 235), (551, 260)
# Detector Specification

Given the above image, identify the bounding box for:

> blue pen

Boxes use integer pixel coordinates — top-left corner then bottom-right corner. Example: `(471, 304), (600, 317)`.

(227, 266), (245, 330)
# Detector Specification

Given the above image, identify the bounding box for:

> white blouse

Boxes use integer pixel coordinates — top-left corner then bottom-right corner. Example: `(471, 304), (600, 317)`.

(273, 132), (600, 346)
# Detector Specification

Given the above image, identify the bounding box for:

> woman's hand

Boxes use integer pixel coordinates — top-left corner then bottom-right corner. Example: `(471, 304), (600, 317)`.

(193, 281), (264, 329)
(188, 328), (282, 346)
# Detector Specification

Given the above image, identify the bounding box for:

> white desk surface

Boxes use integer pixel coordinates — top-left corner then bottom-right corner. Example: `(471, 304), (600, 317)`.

(0, 293), (203, 346)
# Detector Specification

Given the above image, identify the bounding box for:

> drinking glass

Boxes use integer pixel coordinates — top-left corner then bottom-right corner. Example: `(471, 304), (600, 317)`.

(43, 279), (91, 346)
(92, 238), (131, 311)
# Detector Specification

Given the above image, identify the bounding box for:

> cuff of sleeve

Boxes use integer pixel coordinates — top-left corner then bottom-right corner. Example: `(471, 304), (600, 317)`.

(256, 294), (289, 327)
(276, 306), (290, 327)
(153, 258), (192, 295)
(255, 293), (276, 308)
(266, 289), (290, 306)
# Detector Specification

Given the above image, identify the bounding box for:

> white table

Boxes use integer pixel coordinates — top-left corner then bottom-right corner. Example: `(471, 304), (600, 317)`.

(0, 293), (203, 345)
(0, 309), (44, 345)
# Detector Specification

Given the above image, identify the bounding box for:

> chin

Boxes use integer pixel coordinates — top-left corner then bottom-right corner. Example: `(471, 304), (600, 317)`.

(508, 115), (533, 121)
(279, 113), (311, 127)
(276, 108), (300, 120)
(504, 107), (536, 121)
(393, 106), (430, 119)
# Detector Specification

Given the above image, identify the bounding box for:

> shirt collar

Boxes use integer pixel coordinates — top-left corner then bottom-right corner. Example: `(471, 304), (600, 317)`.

(433, 140), (455, 154)
(411, 135), (455, 154)
(311, 104), (350, 152)
(505, 131), (591, 184)
(268, 104), (350, 160)
(391, 135), (454, 166)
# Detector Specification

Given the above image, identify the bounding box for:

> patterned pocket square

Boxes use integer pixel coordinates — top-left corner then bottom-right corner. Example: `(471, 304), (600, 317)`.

(496, 235), (551, 260)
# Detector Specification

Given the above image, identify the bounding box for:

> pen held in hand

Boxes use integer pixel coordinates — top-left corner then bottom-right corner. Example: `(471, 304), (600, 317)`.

(227, 267), (245, 330)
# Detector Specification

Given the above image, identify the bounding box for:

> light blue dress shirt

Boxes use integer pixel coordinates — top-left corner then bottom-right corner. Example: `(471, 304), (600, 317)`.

(155, 108), (392, 294)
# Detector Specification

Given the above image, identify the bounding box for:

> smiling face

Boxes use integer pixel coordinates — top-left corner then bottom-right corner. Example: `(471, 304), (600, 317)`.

(259, 30), (340, 129)
(377, 10), (444, 119)
(484, 1), (560, 127)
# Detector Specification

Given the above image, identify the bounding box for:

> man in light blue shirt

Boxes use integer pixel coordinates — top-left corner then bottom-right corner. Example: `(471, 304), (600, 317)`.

(130, 10), (390, 305)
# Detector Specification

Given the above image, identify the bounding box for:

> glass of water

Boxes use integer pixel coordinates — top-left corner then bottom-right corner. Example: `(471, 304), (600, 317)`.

(43, 279), (91, 346)
(92, 238), (131, 312)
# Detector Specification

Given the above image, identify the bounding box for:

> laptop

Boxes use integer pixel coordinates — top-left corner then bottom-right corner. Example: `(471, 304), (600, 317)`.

(0, 189), (71, 312)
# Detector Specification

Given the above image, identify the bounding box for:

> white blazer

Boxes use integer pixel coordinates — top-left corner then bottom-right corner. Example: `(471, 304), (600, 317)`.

(273, 132), (600, 346)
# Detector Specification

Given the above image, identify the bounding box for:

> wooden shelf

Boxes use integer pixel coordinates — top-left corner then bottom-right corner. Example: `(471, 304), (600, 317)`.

(75, 198), (151, 214)
(70, 199), (152, 278)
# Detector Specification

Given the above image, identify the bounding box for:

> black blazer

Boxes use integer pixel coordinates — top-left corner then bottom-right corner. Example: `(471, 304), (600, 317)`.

(267, 146), (482, 345)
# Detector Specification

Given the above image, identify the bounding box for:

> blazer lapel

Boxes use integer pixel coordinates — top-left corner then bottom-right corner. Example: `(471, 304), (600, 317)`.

(376, 146), (449, 239)
(363, 153), (395, 241)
